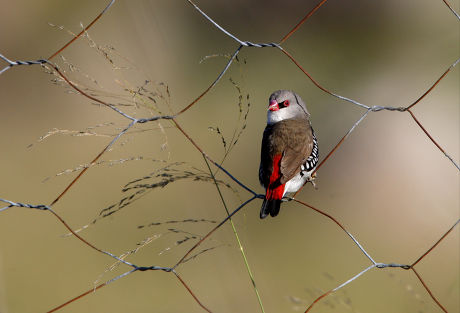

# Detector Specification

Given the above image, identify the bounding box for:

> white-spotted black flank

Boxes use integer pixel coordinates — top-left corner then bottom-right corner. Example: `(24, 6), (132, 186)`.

(304, 131), (318, 172)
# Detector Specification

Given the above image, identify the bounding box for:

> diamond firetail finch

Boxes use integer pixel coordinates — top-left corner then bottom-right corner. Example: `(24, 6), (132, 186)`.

(259, 90), (318, 218)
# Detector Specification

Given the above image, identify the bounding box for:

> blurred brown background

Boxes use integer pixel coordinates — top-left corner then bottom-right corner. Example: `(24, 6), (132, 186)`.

(0, 0), (458, 312)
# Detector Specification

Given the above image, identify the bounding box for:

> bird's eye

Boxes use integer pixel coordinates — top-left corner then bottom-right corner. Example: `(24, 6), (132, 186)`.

(283, 100), (290, 107)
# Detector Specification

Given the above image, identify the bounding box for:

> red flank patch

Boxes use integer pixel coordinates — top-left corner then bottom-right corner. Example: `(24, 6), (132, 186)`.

(266, 154), (284, 200)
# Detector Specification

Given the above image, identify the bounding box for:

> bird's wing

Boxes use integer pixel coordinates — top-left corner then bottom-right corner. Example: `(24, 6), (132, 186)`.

(259, 125), (277, 188)
(279, 119), (313, 184)
(259, 118), (313, 187)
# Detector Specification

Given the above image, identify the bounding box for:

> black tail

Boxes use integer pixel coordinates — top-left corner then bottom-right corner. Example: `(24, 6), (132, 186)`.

(260, 199), (282, 219)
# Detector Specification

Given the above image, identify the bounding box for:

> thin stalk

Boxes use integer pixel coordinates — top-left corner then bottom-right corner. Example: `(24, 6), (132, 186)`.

(203, 156), (266, 313)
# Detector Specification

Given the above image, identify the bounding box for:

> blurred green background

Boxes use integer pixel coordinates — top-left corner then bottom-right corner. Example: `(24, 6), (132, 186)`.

(0, 0), (458, 312)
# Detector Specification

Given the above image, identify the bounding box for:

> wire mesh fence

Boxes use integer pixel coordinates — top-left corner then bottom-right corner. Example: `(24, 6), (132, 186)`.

(0, 0), (458, 312)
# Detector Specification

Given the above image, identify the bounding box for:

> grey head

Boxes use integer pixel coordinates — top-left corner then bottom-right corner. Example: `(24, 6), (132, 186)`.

(266, 90), (310, 125)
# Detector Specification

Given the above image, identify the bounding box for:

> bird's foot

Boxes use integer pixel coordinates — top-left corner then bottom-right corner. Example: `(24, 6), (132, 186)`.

(308, 173), (318, 189)
(282, 196), (295, 202)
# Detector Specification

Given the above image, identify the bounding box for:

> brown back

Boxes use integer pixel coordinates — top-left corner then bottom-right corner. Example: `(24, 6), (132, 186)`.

(259, 117), (313, 187)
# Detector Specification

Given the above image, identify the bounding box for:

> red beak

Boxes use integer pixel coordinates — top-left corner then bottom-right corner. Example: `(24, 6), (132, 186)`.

(268, 100), (279, 111)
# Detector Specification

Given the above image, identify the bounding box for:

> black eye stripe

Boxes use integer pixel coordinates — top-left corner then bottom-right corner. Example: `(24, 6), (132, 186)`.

(278, 100), (289, 109)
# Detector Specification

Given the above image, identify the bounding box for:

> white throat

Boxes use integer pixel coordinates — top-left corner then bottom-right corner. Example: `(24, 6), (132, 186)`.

(267, 109), (293, 125)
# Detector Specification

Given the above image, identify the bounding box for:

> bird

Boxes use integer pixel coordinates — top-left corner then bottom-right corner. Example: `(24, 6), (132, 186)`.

(258, 90), (318, 219)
